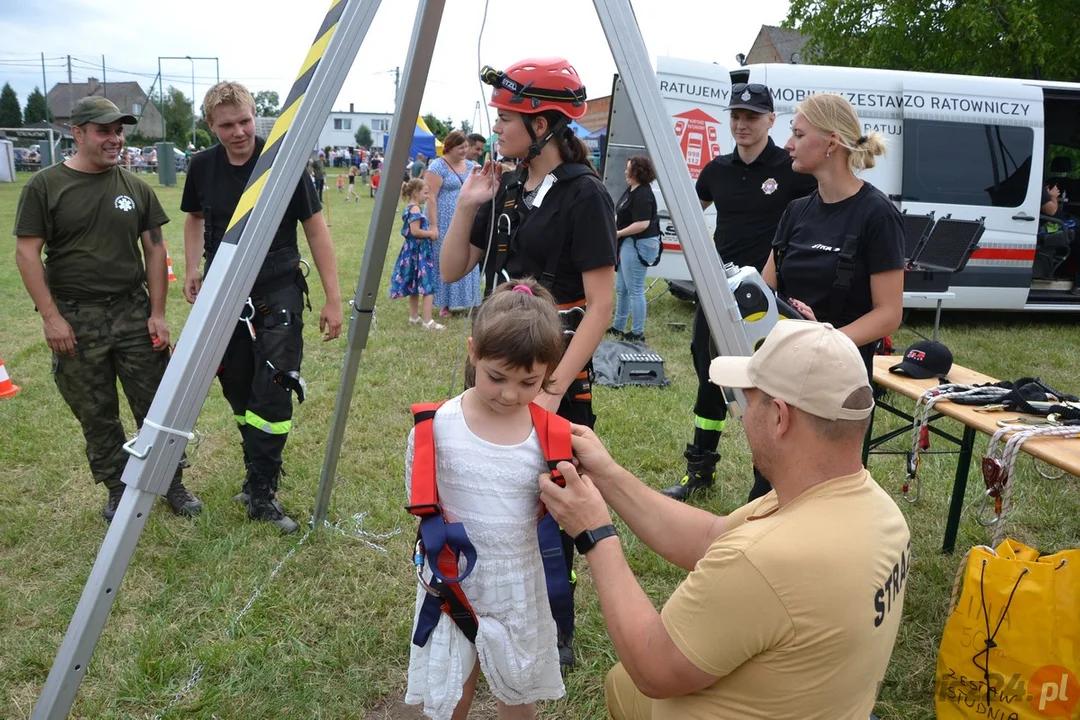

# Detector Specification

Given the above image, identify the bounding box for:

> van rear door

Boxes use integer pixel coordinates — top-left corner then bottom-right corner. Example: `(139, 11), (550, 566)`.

(900, 76), (1043, 310)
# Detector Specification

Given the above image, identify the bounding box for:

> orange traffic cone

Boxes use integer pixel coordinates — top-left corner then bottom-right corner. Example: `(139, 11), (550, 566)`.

(0, 356), (20, 399)
(164, 244), (177, 282)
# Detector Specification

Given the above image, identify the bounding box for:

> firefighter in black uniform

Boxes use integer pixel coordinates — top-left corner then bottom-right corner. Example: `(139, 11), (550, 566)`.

(440, 58), (617, 666)
(663, 84), (816, 503)
(182, 81), (343, 533)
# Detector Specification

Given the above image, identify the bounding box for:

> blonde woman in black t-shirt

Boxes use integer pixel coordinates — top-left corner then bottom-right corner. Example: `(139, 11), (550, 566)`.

(764, 92), (904, 376)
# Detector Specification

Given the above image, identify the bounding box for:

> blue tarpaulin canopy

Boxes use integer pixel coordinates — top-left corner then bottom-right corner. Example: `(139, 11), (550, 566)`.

(383, 118), (437, 161)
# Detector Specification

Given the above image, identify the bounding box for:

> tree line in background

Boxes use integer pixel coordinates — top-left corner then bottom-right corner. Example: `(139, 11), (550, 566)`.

(0, 83), (53, 128)
(785, 0), (1080, 81)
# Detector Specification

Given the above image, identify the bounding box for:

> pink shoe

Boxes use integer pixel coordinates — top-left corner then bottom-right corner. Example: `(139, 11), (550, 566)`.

(439, 307), (451, 318)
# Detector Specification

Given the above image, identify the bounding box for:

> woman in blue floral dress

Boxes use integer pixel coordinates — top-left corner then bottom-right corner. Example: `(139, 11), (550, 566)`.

(426, 131), (480, 316)
(389, 179), (443, 329)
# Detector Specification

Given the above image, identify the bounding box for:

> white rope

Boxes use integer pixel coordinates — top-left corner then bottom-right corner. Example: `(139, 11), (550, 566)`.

(447, 0), (496, 398)
(904, 384), (1012, 501)
(982, 424), (1080, 546)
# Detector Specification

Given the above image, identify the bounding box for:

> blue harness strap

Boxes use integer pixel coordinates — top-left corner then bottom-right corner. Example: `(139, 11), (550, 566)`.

(537, 513), (574, 636)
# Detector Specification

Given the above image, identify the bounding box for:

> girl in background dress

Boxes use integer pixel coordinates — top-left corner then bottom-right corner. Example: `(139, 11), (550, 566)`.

(389, 179), (442, 330)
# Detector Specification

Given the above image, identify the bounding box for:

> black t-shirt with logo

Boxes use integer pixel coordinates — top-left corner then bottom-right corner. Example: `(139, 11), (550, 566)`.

(615, 184), (660, 244)
(180, 138), (320, 265)
(14, 164), (170, 301)
(773, 182), (905, 366)
(695, 138), (817, 270)
(470, 164), (616, 305)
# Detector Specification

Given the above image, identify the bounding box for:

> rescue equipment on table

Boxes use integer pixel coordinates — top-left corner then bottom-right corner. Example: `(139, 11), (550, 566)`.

(903, 378), (1079, 502)
(979, 421), (1080, 544)
(406, 401), (575, 647)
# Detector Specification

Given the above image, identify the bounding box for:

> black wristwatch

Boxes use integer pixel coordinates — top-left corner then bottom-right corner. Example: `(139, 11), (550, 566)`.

(574, 524), (618, 555)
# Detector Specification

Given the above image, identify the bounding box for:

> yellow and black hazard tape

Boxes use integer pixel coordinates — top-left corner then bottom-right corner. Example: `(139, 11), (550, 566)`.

(222, 0), (346, 243)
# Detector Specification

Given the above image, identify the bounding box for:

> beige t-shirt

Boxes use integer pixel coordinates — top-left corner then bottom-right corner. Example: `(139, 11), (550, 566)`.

(652, 469), (910, 719)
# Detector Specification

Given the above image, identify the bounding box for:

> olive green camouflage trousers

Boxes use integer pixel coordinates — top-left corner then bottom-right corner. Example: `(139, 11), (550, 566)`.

(51, 289), (180, 490)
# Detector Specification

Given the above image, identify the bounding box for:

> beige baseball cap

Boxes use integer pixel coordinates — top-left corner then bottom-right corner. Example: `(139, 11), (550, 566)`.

(709, 320), (874, 421)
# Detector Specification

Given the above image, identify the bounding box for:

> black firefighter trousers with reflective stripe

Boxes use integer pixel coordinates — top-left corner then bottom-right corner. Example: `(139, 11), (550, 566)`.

(217, 283), (305, 479)
(51, 289), (181, 491)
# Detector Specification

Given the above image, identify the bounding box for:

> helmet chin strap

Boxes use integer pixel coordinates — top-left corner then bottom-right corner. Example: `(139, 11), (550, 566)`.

(522, 115), (571, 165)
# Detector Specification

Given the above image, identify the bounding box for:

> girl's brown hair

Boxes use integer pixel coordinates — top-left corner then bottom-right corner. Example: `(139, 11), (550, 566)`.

(534, 110), (595, 170)
(471, 277), (564, 391)
(402, 178), (425, 201)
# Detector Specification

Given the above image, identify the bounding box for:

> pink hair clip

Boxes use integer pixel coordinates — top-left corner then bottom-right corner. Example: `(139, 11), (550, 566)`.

(512, 284), (534, 296)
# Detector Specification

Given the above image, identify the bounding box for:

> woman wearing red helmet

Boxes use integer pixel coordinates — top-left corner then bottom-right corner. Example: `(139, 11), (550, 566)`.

(440, 57), (617, 666)
(443, 58), (616, 427)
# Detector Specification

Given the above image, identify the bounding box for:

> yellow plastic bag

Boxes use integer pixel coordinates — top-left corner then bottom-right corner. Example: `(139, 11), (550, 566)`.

(935, 539), (1080, 719)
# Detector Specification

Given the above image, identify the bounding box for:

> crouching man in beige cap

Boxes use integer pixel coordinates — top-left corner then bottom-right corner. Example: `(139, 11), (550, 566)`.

(539, 320), (910, 720)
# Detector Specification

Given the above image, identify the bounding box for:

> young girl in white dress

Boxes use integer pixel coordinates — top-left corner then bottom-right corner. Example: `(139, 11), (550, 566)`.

(405, 278), (568, 720)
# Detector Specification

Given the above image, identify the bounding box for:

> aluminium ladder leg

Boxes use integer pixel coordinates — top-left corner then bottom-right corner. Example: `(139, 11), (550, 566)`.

(32, 0), (386, 716)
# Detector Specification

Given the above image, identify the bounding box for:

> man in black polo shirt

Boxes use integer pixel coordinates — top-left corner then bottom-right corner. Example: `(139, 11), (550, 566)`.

(663, 84), (816, 502)
(182, 81), (343, 533)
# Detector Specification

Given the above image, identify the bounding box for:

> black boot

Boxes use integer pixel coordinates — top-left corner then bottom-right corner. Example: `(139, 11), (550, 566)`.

(247, 466), (299, 534)
(164, 476), (203, 517)
(102, 483), (126, 522)
(662, 444), (720, 501)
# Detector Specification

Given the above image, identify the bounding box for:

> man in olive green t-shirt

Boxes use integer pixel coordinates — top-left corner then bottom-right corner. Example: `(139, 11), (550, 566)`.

(541, 321), (910, 720)
(13, 96), (201, 522)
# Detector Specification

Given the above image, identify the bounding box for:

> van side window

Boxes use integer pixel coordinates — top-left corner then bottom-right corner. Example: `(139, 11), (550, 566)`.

(902, 120), (1034, 207)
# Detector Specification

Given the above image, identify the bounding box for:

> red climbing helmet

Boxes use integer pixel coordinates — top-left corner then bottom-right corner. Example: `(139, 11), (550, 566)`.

(481, 58), (588, 120)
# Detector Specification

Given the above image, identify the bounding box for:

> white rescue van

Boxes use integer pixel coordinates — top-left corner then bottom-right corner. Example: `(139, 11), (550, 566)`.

(604, 58), (1080, 312)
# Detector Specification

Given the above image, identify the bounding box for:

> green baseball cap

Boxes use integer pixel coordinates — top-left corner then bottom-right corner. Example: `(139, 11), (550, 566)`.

(70, 96), (137, 127)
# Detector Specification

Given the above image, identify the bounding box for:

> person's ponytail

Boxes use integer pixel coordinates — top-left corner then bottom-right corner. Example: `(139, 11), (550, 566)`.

(850, 131), (887, 171)
(538, 110), (594, 170)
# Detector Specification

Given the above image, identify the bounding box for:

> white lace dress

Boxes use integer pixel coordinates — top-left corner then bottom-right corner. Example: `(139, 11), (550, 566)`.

(404, 394), (565, 719)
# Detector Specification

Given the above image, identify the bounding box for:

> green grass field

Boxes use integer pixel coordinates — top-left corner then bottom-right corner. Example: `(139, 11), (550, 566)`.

(1, 169), (1078, 719)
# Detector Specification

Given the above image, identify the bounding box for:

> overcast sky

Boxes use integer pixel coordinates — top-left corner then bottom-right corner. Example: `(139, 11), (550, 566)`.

(1, 0), (791, 130)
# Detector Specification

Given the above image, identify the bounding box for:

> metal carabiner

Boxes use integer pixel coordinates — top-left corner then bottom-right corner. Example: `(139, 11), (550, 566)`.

(298, 259), (311, 278)
(902, 452), (921, 503)
(902, 474), (921, 504)
(240, 298), (257, 340)
(975, 487), (1003, 527)
(414, 539), (439, 597)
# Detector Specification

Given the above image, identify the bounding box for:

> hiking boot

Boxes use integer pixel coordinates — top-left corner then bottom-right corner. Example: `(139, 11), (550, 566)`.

(164, 477), (203, 517)
(605, 326), (624, 339)
(248, 467), (299, 534)
(249, 496), (299, 534)
(624, 331), (645, 343)
(103, 483), (126, 522)
(557, 630), (575, 668)
(661, 444), (720, 501)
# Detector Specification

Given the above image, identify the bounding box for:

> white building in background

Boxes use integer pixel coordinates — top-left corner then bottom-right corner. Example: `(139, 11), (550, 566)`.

(317, 104), (393, 150)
